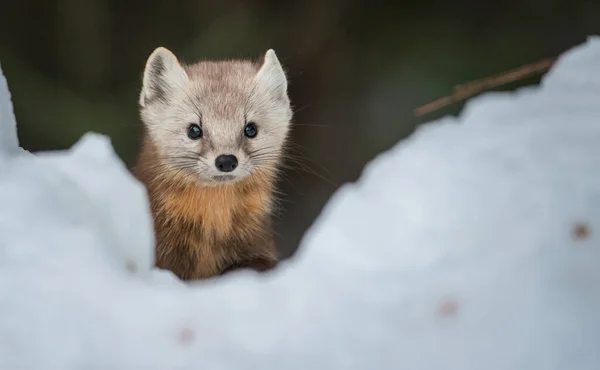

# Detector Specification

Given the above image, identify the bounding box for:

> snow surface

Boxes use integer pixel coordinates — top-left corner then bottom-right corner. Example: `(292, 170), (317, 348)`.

(0, 62), (20, 156)
(1, 38), (600, 370)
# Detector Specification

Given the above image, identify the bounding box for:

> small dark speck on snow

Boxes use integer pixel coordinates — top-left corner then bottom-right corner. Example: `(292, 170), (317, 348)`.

(437, 299), (460, 318)
(126, 261), (138, 273)
(178, 327), (195, 346)
(572, 223), (591, 241)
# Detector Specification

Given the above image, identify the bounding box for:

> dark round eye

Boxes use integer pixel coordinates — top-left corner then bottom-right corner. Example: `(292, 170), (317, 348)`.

(244, 122), (258, 138)
(187, 124), (203, 140)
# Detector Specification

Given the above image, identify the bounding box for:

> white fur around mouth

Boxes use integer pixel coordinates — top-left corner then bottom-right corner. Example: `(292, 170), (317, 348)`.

(212, 175), (236, 182)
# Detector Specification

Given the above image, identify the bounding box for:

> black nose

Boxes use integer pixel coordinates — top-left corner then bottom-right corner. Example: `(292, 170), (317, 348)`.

(215, 154), (238, 173)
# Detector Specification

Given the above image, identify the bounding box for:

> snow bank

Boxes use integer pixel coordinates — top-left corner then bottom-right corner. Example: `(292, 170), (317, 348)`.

(0, 62), (20, 156)
(1, 38), (600, 370)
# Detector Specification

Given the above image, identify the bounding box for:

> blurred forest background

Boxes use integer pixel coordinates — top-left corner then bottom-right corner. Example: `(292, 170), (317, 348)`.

(1, 0), (600, 258)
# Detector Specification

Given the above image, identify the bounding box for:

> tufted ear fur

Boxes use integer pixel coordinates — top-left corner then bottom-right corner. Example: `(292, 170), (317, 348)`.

(255, 49), (288, 101)
(139, 47), (189, 107)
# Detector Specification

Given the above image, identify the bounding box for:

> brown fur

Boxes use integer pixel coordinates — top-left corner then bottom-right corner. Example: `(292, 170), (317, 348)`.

(133, 134), (279, 280)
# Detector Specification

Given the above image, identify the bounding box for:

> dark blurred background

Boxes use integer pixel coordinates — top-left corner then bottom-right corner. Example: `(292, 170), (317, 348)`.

(1, 0), (599, 257)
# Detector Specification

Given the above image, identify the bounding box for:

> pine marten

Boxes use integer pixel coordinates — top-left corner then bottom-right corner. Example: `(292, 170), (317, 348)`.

(132, 47), (293, 280)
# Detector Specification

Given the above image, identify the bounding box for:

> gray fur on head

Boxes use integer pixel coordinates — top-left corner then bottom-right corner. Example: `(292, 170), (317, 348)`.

(139, 47), (293, 185)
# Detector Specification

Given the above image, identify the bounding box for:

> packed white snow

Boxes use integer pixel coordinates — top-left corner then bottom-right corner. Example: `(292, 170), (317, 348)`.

(1, 37), (600, 370)
(0, 62), (20, 156)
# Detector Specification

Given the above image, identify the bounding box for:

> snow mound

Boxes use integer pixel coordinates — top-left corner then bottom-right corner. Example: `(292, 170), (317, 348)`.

(1, 37), (600, 370)
(0, 132), (156, 275)
(0, 62), (20, 156)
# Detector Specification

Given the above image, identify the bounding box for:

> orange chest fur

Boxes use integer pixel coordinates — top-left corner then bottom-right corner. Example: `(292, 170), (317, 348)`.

(158, 182), (271, 241)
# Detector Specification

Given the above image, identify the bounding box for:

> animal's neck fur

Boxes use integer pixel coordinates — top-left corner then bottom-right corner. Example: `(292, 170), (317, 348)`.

(133, 134), (279, 280)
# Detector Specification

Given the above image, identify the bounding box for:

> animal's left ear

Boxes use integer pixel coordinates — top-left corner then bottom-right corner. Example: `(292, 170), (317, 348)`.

(256, 49), (289, 100)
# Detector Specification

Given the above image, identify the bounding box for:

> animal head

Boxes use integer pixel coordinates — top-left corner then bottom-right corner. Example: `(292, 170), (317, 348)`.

(139, 47), (293, 186)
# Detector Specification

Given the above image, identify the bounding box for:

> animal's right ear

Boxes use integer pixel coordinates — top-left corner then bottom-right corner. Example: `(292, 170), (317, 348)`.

(139, 47), (189, 107)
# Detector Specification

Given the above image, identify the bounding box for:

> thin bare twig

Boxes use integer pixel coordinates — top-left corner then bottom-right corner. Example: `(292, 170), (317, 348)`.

(414, 56), (558, 116)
